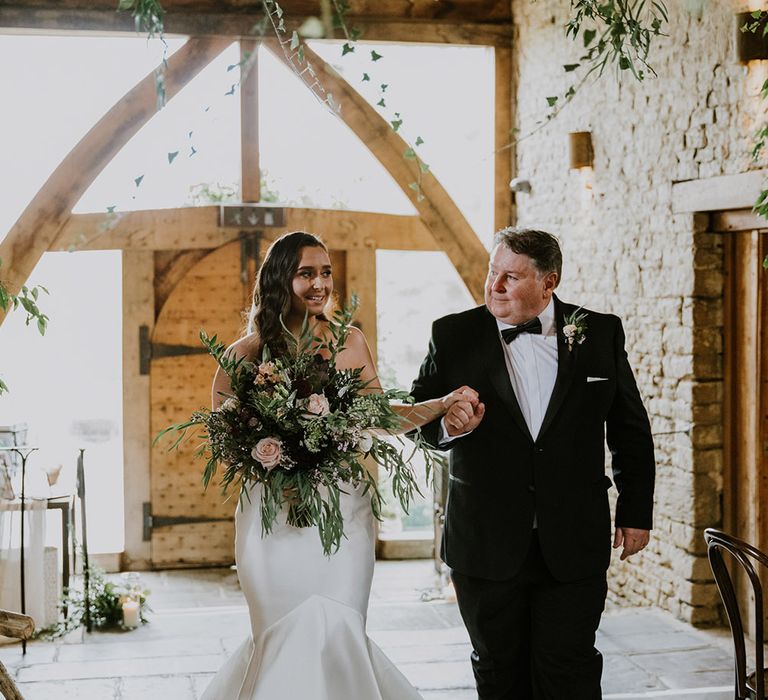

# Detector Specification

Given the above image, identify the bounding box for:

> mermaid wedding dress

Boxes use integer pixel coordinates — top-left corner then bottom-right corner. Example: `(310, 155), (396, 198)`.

(200, 483), (423, 699)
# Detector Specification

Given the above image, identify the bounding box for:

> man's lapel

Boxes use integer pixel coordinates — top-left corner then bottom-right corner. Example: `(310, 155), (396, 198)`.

(478, 308), (534, 442)
(537, 295), (583, 440)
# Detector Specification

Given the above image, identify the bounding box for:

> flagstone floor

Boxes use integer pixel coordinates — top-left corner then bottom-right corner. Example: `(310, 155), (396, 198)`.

(0, 560), (747, 699)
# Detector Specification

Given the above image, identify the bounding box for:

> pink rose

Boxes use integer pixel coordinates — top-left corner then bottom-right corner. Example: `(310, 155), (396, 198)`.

(252, 437), (282, 470)
(305, 393), (330, 417)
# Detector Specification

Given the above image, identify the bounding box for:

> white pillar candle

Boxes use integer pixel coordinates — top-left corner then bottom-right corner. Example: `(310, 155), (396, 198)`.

(122, 600), (140, 628)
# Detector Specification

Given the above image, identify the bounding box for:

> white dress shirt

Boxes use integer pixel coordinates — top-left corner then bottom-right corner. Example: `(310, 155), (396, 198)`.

(439, 297), (559, 442)
(496, 297), (559, 441)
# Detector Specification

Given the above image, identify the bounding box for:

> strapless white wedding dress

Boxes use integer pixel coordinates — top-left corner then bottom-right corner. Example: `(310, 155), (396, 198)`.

(201, 483), (422, 699)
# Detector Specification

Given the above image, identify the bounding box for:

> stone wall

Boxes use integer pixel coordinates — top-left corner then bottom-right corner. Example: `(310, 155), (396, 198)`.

(510, 0), (766, 623)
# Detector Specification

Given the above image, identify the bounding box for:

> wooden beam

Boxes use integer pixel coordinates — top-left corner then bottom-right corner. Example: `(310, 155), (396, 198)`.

(711, 208), (768, 232)
(266, 41), (488, 302)
(672, 170), (768, 213)
(494, 43), (513, 230)
(240, 40), (260, 203)
(51, 206), (441, 251)
(1, 1), (511, 25)
(0, 36), (232, 326)
(122, 251), (154, 571)
(345, 248), (378, 366)
(1, 11), (512, 46)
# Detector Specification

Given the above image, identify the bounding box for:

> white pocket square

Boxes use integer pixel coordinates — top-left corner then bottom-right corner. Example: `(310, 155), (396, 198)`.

(586, 376), (609, 383)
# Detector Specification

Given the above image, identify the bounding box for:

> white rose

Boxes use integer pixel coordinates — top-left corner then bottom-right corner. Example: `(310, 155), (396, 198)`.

(305, 393), (330, 417)
(221, 398), (240, 412)
(357, 431), (374, 454)
(252, 437), (282, 470)
(563, 324), (577, 337)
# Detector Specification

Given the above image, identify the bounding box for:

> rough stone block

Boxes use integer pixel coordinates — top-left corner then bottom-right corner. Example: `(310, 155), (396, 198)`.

(692, 352), (723, 379)
(691, 424), (723, 448)
(693, 269), (724, 297)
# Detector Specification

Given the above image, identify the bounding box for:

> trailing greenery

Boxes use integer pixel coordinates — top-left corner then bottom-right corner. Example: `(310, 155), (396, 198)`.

(155, 299), (441, 556)
(540, 1), (668, 129)
(0, 259), (49, 395)
(117, 0), (168, 107)
(36, 564), (151, 640)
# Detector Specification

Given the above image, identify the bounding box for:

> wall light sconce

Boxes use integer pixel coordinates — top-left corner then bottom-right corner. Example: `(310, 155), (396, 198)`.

(509, 177), (532, 194)
(735, 12), (768, 62)
(569, 131), (594, 170)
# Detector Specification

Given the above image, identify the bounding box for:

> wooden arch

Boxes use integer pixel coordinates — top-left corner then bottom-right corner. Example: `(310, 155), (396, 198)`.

(0, 24), (512, 566)
(0, 35), (491, 314)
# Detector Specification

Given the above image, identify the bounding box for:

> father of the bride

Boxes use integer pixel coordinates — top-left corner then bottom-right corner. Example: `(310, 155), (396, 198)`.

(411, 227), (655, 699)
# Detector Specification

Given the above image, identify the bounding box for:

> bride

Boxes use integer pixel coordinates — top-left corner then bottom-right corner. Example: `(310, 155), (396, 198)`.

(201, 231), (475, 699)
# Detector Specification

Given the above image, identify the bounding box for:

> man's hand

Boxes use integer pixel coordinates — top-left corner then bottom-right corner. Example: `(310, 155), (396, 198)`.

(444, 397), (486, 437)
(613, 527), (650, 561)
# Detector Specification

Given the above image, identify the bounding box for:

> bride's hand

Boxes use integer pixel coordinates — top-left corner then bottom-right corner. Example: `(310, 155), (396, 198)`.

(441, 386), (479, 414)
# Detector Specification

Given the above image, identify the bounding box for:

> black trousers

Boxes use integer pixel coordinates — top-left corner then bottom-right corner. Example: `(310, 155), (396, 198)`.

(450, 532), (607, 700)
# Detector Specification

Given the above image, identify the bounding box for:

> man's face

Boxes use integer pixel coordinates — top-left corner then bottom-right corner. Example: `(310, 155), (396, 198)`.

(484, 244), (558, 325)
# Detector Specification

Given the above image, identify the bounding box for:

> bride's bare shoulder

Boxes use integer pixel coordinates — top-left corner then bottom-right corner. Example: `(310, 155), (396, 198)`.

(336, 325), (372, 366)
(225, 333), (261, 362)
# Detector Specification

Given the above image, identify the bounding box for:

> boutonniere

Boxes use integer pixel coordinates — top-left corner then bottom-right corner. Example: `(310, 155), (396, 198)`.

(562, 307), (588, 352)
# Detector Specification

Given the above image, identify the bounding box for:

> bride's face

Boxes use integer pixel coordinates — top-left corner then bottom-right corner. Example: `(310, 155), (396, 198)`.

(290, 246), (333, 319)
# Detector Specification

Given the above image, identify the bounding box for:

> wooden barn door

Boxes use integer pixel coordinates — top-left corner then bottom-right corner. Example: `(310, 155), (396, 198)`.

(722, 227), (768, 631)
(148, 241), (246, 567)
(147, 240), (348, 568)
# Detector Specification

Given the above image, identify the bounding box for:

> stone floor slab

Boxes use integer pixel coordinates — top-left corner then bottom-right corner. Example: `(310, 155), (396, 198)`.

(16, 677), (118, 700)
(400, 659), (475, 691)
(17, 652), (225, 683)
(119, 674), (198, 700)
(0, 561), (750, 699)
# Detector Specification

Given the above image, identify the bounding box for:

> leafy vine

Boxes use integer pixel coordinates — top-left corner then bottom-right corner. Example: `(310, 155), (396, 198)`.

(0, 259), (49, 395)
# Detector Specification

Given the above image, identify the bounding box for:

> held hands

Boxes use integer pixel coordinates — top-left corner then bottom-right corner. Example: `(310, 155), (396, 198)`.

(443, 386), (485, 437)
(613, 527), (650, 561)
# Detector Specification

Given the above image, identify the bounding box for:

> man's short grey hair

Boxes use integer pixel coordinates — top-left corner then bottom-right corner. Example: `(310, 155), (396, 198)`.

(493, 227), (562, 283)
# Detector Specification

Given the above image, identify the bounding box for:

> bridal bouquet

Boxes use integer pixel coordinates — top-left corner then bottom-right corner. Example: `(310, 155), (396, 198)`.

(156, 301), (437, 555)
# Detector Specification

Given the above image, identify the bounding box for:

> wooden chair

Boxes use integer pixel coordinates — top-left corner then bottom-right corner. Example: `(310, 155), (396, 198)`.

(0, 608), (34, 700)
(704, 528), (768, 700)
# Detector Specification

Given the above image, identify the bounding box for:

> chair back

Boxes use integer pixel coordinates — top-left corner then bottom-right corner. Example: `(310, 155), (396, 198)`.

(704, 528), (768, 700)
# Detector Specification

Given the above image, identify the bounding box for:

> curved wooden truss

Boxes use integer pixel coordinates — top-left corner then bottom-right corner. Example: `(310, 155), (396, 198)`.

(264, 40), (489, 302)
(0, 31), (499, 323)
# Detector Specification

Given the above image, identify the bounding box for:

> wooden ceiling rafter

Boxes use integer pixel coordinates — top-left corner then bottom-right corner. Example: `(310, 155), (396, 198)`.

(0, 1), (505, 319)
(0, 1), (511, 45)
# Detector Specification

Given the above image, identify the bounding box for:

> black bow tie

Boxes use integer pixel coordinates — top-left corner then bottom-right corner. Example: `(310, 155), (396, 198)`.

(501, 317), (542, 344)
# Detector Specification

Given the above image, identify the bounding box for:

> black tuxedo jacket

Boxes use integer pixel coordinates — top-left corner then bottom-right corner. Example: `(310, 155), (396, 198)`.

(411, 296), (655, 583)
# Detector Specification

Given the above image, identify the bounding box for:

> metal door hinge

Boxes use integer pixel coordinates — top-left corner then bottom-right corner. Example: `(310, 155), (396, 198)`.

(139, 325), (208, 375)
(143, 502), (233, 541)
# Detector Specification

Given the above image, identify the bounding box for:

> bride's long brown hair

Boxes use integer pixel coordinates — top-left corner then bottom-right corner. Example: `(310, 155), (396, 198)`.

(246, 231), (331, 358)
